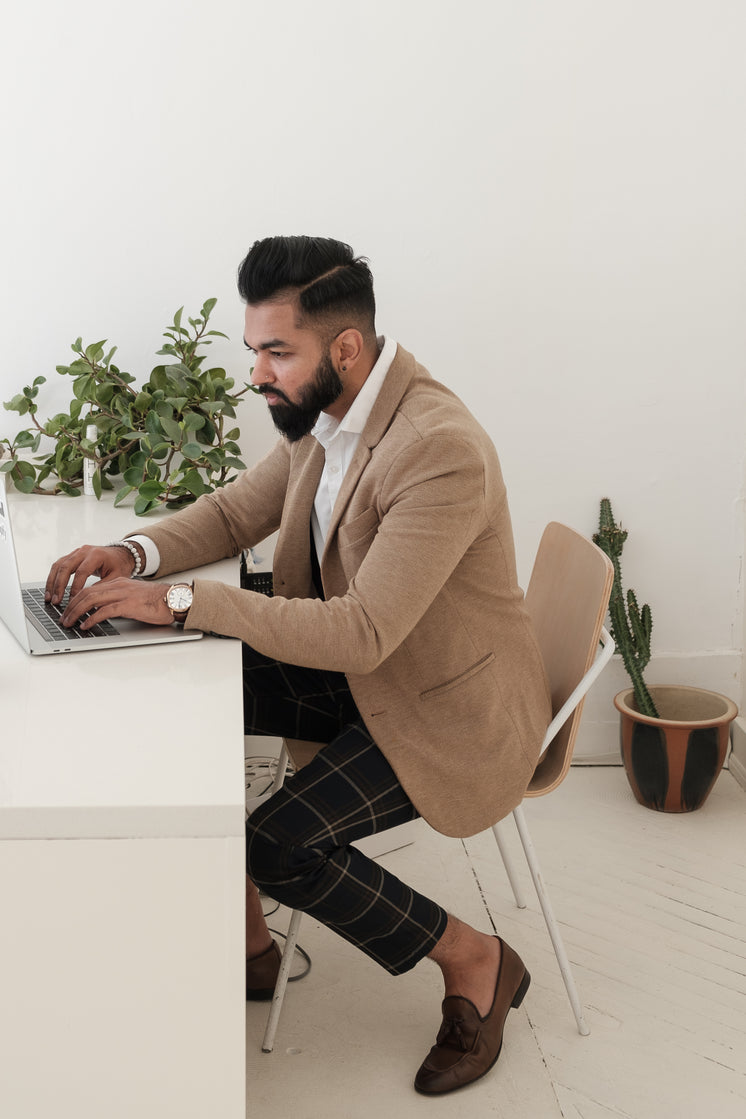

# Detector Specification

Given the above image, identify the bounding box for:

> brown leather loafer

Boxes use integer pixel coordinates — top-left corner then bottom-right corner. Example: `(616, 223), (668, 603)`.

(246, 939), (282, 1001)
(414, 937), (530, 1095)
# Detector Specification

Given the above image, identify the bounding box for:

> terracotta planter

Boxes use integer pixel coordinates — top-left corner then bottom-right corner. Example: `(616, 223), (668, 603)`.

(614, 685), (738, 813)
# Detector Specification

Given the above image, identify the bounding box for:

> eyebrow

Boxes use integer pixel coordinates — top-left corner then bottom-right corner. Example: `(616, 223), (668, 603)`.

(243, 336), (290, 352)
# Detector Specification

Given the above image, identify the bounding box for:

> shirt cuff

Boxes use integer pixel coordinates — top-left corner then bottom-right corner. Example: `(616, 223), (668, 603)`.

(126, 534), (161, 577)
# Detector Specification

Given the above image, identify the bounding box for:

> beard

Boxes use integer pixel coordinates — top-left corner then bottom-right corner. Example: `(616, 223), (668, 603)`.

(262, 351), (344, 442)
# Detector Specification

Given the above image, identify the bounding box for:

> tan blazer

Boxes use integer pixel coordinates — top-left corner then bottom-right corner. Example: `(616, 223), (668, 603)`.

(139, 344), (551, 837)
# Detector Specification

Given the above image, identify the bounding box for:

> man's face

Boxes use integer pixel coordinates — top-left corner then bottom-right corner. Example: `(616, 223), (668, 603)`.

(244, 300), (343, 442)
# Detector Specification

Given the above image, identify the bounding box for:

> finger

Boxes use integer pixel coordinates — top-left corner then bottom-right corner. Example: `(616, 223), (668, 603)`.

(60, 576), (124, 624)
(45, 551), (83, 604)
(46, 546), (104, 605)
(67, 552), (105, 603)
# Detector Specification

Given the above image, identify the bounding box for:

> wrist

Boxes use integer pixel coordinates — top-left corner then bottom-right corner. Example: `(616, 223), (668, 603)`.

(108, 539), (145, 577)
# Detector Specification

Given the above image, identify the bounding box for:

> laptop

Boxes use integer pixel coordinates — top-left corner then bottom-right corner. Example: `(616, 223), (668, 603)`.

(0, 471), (203, 655)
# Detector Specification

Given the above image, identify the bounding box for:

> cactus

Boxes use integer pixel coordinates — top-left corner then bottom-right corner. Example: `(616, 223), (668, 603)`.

(593, 498), (660, 718)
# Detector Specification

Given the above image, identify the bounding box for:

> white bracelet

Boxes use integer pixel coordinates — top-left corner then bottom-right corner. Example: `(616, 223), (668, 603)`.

(108, 540), (143, 577)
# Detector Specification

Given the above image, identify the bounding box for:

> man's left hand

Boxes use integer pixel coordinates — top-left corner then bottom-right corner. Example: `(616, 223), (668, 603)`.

(60, 578), (176, 630)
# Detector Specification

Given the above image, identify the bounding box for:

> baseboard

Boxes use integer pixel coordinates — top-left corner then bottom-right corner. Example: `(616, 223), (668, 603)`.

(730, 717), (746, 792)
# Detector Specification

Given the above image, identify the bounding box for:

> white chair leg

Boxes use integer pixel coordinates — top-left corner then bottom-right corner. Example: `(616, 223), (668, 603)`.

(261, 908), (304, 1053)
(491, 820), (528, 909)
(511, 805), (590, 1036)
(269, 742), (290, 796)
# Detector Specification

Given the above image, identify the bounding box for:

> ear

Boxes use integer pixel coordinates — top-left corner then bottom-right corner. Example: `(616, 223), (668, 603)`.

(331, 328), (364, 372)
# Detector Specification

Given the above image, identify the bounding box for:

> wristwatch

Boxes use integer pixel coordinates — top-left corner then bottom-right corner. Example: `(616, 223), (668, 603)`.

(165, 582), (193, 624)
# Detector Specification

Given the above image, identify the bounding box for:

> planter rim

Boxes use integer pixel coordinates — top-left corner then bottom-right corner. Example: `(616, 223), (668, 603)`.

(614, 685), (738, 727)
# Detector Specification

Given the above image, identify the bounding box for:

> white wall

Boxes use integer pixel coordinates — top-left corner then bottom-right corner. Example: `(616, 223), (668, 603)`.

(2, 2), (744, 754)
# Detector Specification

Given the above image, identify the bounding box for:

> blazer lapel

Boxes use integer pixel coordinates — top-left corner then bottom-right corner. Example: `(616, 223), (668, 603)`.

(274, 438), (325, 596)
(324, 344), (418, 549)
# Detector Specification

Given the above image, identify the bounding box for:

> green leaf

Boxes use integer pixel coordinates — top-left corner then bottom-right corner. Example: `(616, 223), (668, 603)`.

(4, 394), (30, 413)
(72, 374), (93, 401)
(84, 340), (107, 364)
(181, 468), (207, 497)
(114, 484), (135, 507)
(14, 459), (36, 480)
(123, 466), (144, 486)
(182, 412), (206, 431)
(160, 415), (183, 442)
(92, 470), (103, 499)
(12, 472), (36, 493)
(134, 494), (158, 516)
(181, 441), (203, 460)
(145, 411), (164, 437)
(138, 479), (165, 499)
(149, 368), (169, 392)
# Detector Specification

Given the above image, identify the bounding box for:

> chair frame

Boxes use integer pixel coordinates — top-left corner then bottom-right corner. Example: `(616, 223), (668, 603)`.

(492, 625), (614, 1036)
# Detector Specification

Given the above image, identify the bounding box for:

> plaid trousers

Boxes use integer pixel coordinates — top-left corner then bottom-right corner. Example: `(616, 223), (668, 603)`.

(243, 644), (449, 975)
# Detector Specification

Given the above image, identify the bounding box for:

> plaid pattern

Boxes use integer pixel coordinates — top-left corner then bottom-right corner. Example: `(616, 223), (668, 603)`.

(243, 645), (448, 975)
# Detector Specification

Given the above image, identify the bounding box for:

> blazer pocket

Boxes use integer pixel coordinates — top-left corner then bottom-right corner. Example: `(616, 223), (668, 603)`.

(337, 507), (380, 549)
(419, 652), (496, 701)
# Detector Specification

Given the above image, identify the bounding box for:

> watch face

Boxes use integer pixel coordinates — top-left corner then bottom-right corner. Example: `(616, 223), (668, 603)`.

(168, 585), (193, 611)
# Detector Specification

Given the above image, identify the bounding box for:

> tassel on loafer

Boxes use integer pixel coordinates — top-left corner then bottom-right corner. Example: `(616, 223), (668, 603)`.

(414, 937), (530, 1095)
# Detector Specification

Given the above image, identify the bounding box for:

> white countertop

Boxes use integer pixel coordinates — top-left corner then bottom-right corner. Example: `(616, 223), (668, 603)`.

(1, 488), (246, 840)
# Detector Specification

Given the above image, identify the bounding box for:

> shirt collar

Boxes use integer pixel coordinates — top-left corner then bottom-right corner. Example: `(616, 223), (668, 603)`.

(312, 335), (397, 447)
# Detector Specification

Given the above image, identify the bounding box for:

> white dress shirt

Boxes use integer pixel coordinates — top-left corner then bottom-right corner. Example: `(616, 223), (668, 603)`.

(310, 335), (396, 560)
(131, 335), (397, 576)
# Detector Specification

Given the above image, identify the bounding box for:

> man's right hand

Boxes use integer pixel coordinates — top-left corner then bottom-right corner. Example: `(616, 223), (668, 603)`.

(45, 544), (141, 606)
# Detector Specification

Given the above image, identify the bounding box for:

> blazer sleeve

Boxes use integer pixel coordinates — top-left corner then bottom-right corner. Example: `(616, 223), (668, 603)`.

(130, 439), (291, 575)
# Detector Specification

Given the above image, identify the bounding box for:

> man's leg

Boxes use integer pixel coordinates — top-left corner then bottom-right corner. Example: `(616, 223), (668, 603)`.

(243, 646), (530, 1092)
(246, 718), (448, 974)
(243, 645), (362, 994)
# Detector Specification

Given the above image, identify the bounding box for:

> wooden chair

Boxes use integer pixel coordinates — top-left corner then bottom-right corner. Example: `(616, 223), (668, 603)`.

(261, 522), (614, 1050)
(491, 521), (614, 1035)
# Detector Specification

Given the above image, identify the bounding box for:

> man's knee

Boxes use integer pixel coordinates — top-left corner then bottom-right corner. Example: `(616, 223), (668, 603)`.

(246, 800), (322, 895)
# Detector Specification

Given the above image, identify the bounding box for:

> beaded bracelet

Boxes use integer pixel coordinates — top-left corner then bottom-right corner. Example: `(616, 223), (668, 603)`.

(108, 540), (143, 577)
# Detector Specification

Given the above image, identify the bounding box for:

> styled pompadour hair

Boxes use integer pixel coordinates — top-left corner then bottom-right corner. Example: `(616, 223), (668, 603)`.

(237, 235), (376, 338)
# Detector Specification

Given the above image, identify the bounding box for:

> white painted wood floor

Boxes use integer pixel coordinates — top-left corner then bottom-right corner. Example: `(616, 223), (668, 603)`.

(245, 765), (746, 1118)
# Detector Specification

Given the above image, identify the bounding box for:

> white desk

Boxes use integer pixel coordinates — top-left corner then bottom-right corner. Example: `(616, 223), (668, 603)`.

(0, 490), (246, 1119)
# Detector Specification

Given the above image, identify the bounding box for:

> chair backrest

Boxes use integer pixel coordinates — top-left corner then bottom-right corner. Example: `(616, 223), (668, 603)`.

(523, 522), (614, 799)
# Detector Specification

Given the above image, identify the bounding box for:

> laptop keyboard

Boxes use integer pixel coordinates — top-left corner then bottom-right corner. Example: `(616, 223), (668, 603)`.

(23, 586), (120, 643)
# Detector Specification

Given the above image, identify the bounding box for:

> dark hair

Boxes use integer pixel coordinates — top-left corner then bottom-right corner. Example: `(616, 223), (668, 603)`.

(237, 235), (376, 339)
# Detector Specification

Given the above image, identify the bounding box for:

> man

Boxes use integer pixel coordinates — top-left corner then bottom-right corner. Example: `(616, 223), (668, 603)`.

(46, 235), (551, 1095)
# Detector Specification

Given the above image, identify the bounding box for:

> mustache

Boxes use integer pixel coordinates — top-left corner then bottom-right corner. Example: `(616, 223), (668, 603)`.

(258, 385), (291, 405)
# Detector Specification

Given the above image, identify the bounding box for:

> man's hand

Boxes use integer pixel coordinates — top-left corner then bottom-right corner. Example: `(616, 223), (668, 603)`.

(45, 544), (140, 606)
(59, 577), (175, 630)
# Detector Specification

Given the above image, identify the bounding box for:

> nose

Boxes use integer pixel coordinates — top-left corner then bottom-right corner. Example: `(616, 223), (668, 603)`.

(249, 351), (273, 387)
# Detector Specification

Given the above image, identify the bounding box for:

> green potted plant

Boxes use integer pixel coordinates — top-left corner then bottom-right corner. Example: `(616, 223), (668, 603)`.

(593, 498), (737, 812)
(0, 298), (253, 515)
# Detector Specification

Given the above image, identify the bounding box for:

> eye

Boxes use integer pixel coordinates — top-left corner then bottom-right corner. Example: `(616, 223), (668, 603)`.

(270, 350), (289, 359)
